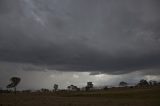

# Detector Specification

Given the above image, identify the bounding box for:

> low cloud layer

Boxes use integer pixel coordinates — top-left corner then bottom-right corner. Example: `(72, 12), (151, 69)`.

(0, 0), (160, 75)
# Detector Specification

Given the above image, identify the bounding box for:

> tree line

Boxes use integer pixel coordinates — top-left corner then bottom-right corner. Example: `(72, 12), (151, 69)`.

(0, 77), (160, 94)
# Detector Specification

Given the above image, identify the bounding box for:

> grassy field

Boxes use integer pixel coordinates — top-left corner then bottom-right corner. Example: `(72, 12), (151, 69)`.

(0, 86), (160, 106)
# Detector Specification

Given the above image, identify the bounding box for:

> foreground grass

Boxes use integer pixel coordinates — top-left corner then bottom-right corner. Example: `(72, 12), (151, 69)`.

(0, 87), (160, 106)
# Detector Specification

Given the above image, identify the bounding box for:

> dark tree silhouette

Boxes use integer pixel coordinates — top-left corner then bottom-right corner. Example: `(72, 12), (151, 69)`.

(54, 84), (58, 91)
(86, 82), (93, 91)
(137, 79), (149, 87)
(103, 86), (108, 90)
(6, 77), (21, 94)
(149, 80), (158, 86)
(67, 85), (79, 91)
(119, 81), (128, 87)
(41, 88), (50, 93)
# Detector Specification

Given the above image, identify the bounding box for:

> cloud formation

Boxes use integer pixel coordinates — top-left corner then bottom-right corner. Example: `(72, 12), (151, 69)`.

(0, 0), (160, 74)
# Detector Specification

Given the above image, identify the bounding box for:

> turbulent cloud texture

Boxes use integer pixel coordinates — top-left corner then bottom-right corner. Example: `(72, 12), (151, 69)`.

(0, 0), (160, 74)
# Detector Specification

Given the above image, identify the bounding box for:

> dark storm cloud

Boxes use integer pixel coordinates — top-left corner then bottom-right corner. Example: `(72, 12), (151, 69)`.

(0, 0), (160, 74)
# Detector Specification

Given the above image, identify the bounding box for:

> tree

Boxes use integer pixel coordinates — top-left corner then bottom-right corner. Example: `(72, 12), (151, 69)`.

(54, 84), (58, 91)
(6, 77), (21, 94)
(103, 86), (108, 90)
(149, 80), (158, 86)
(137, 79), (149, 87)
(41, 88), (50, 93)
(87, 82), (93, 88)
(119, 81), (128, 87)
(86, 82), (93, 91)
(67, 85), (79, 91)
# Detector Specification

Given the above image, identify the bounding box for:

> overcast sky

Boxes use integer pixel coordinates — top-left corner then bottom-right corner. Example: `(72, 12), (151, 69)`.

(0, 0), (160, 90)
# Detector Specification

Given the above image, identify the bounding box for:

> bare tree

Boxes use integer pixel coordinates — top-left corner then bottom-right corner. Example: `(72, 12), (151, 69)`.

(6, 77), (21, 94)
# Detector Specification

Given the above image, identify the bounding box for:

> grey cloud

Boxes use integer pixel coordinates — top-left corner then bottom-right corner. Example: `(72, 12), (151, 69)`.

(0, 0), (160, 75)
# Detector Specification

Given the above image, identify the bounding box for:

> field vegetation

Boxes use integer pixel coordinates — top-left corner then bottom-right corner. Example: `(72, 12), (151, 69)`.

(0, 86), (160, 106)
